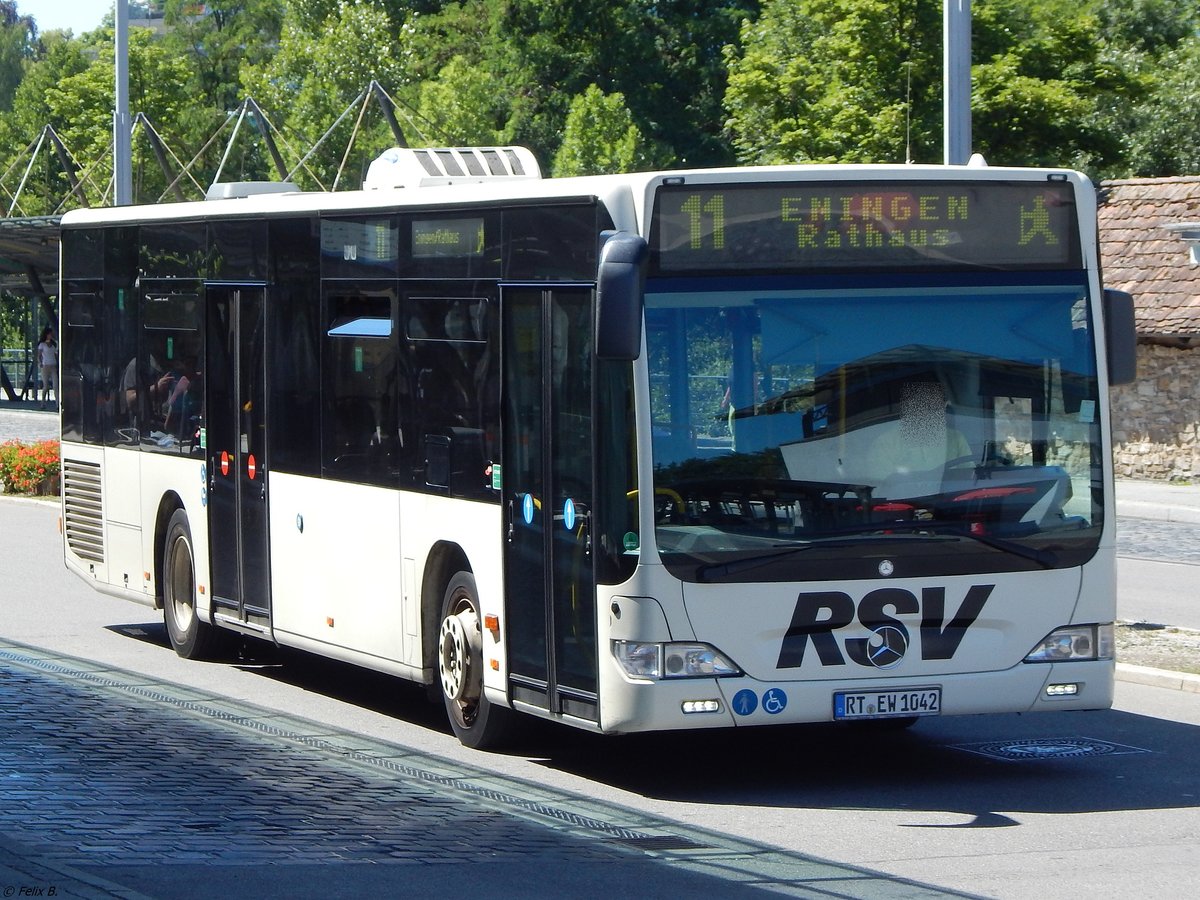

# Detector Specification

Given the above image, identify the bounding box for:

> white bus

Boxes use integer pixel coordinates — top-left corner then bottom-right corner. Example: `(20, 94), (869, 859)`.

(58, 148), (1136, 748)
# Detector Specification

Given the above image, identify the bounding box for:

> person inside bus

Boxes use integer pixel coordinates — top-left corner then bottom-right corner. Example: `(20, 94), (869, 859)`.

(867, 381), (972, 493)
(163, 355), (202, 441)
(121, 353), (175, 440)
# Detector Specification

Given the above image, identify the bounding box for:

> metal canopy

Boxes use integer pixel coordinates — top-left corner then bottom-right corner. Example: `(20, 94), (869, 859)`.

(0, 216), (61, 296)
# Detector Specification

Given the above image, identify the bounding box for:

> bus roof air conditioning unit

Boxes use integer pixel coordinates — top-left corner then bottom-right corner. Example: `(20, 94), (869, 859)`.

(365, 147), (542, 190)
(205, 181), (300, 200)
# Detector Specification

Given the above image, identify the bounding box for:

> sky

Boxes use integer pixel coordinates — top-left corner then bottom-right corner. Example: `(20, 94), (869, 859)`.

(16, 1), (113, 36)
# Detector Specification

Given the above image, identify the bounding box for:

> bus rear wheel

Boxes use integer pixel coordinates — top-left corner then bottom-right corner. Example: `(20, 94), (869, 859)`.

(162, 508), (216, 660)
(438, 571), (515, 750)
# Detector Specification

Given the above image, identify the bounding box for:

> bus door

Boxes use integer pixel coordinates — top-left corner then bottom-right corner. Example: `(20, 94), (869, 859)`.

(206, 285), (271, 630)
(501, 286), (599, 722)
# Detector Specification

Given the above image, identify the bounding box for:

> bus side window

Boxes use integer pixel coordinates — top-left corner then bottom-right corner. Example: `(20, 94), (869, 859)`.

(405, 295), (494, 499)
(323, 288), (400, 486)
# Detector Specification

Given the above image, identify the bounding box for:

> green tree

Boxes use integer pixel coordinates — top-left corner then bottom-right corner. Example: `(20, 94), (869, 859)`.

(1123, 37), (1200, 176)
(970, 0), (1138, 173)
(241, 0), (419, 187)
(402, 0), (751, 170)
(163, 0), (284, 114)
(724, 0), (941, 164)
(416, 55), (507, 146)
(552, 84), (646, 176)
(37, 28), (195, 207)
(0, 33), (90, 214)
(0, 0), (36, 113)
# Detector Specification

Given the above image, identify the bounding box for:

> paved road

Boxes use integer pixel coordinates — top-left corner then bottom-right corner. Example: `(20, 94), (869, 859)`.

(1117, 518), (1200, 629)
(2, 496), (1200, 899)
(4, 637), (971, 900)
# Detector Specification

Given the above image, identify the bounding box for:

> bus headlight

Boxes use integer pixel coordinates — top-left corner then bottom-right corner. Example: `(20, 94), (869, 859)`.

(613, 641), (742, 679)
(1024, 624), (1114, 663)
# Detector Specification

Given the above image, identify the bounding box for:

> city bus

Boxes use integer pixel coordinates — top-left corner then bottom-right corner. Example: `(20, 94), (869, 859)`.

(58, 147), (1136, 748)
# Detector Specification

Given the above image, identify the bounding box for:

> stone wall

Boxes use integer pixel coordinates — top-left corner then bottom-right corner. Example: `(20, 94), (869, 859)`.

(1111, 342), (1200, 482)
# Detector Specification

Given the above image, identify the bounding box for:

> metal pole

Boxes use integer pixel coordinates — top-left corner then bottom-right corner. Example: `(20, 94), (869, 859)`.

(114, 0), (133, 204)
(943, 0), (971, 165)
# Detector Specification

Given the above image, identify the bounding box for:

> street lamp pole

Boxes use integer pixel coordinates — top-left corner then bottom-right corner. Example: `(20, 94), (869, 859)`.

(944, 0), (971, 165)
(114, 0), (132, 205)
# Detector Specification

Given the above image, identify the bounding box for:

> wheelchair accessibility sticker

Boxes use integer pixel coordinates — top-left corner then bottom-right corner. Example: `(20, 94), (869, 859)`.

(762, 688), (788, 715)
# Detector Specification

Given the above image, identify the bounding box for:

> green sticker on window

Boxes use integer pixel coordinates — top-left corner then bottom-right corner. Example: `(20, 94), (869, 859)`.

(491, 463), (502, 491)
(354, 346), (364, 372)
(167, 336), (174, 359)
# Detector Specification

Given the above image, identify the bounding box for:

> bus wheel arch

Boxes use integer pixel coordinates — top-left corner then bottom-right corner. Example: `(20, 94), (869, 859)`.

(152, 492), (187, 612)
(420, 542), (470, 693)
(160, 504), (216, 660)
(437, 569), (515, 749)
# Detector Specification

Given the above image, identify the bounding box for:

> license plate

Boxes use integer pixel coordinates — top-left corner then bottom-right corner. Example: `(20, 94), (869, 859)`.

(833, 687), (941, 720)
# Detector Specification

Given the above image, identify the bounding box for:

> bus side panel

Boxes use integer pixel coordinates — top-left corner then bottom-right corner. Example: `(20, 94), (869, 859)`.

(99, 446), (146, 600)
(269, 472), (405, 664)
(62, 442), (113, 590)
(138, 453), (207, 610)
(396, 492), (504, 689)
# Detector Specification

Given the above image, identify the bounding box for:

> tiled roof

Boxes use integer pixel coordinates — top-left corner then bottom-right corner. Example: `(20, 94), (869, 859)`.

(1098, 176), (1200, 337)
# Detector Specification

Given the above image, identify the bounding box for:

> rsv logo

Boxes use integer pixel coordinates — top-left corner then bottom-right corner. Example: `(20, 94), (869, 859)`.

(776, 585), (993, 669)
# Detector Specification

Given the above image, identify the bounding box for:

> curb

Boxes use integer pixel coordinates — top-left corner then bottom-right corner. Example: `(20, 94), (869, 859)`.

(1119, 501), (1200, 525)
(1115, 662), (1200, 693)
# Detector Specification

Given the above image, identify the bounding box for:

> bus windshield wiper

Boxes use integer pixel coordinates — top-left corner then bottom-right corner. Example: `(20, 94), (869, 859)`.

(828, 521), (1059, 569)
(695, 541), (846, 581)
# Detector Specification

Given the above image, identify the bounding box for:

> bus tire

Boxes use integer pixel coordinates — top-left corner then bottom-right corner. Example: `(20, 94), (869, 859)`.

(438, 571), (515, 750)
(162, 508), (216, 660)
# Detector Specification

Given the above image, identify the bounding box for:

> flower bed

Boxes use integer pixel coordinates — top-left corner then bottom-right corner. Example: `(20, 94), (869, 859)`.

(0, 439), (61, 496)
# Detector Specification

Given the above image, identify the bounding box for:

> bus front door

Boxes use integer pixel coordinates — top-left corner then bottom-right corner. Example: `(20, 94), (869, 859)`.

(206, 286), (271, 631)
(501, 287), (599, 722)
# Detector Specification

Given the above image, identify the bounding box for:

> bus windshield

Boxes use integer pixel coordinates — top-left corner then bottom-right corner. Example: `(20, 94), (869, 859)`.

(645, 276), (1102, 583)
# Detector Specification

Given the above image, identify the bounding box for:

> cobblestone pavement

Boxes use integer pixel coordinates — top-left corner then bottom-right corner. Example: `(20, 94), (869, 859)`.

(1117, 517), (1200, 565)
(0, 639), (975, 900)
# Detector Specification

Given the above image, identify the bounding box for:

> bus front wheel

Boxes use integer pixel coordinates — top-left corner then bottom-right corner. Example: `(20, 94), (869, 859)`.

(438, 571), (515, 750)
(162, 508), (216, 660)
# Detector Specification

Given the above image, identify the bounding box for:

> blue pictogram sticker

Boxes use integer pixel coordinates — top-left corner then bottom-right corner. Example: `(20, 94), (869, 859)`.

(200, 464), (208, 507)
(732, 689), (758, 717)
(522, 493), (535, 525)
(563, 497), (576, 531)
(762, 688), (788, 715)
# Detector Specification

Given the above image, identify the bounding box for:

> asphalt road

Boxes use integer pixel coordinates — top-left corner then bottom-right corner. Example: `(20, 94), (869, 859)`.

(1117, 517), (1200, 629)
(1, 495), (1199, 899)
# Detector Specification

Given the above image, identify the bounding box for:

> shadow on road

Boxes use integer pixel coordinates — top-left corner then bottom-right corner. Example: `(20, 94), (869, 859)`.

(107, 620), (1200, 826)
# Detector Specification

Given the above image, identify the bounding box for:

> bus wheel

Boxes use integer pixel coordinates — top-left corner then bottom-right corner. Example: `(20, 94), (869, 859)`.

(162, 508), (215, 660)
(438, 571), (514, 750)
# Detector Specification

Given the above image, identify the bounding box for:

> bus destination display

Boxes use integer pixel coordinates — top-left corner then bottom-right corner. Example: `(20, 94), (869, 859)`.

(412, 217), (485, 259)
(652, 181), (1082, 273)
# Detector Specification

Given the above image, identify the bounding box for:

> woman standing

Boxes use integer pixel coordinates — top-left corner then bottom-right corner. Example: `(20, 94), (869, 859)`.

(36, 327), (57, 410)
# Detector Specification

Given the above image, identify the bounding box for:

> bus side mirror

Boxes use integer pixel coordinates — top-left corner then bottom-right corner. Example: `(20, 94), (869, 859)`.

(1103, 288), (1137, 386)
(596, 232), (647, 360)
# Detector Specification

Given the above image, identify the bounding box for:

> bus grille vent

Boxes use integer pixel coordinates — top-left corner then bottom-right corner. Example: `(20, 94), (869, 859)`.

(63, 459), (104, 563)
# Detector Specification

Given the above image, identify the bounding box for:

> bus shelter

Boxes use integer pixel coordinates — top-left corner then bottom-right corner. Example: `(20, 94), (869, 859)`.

(0, 217), (61, 402)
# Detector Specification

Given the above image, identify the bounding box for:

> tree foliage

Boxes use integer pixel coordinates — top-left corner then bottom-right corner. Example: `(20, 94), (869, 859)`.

(552, 84), (647, 176)
(0, 0), (1199, 214)
(725, 0), (941, 164)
